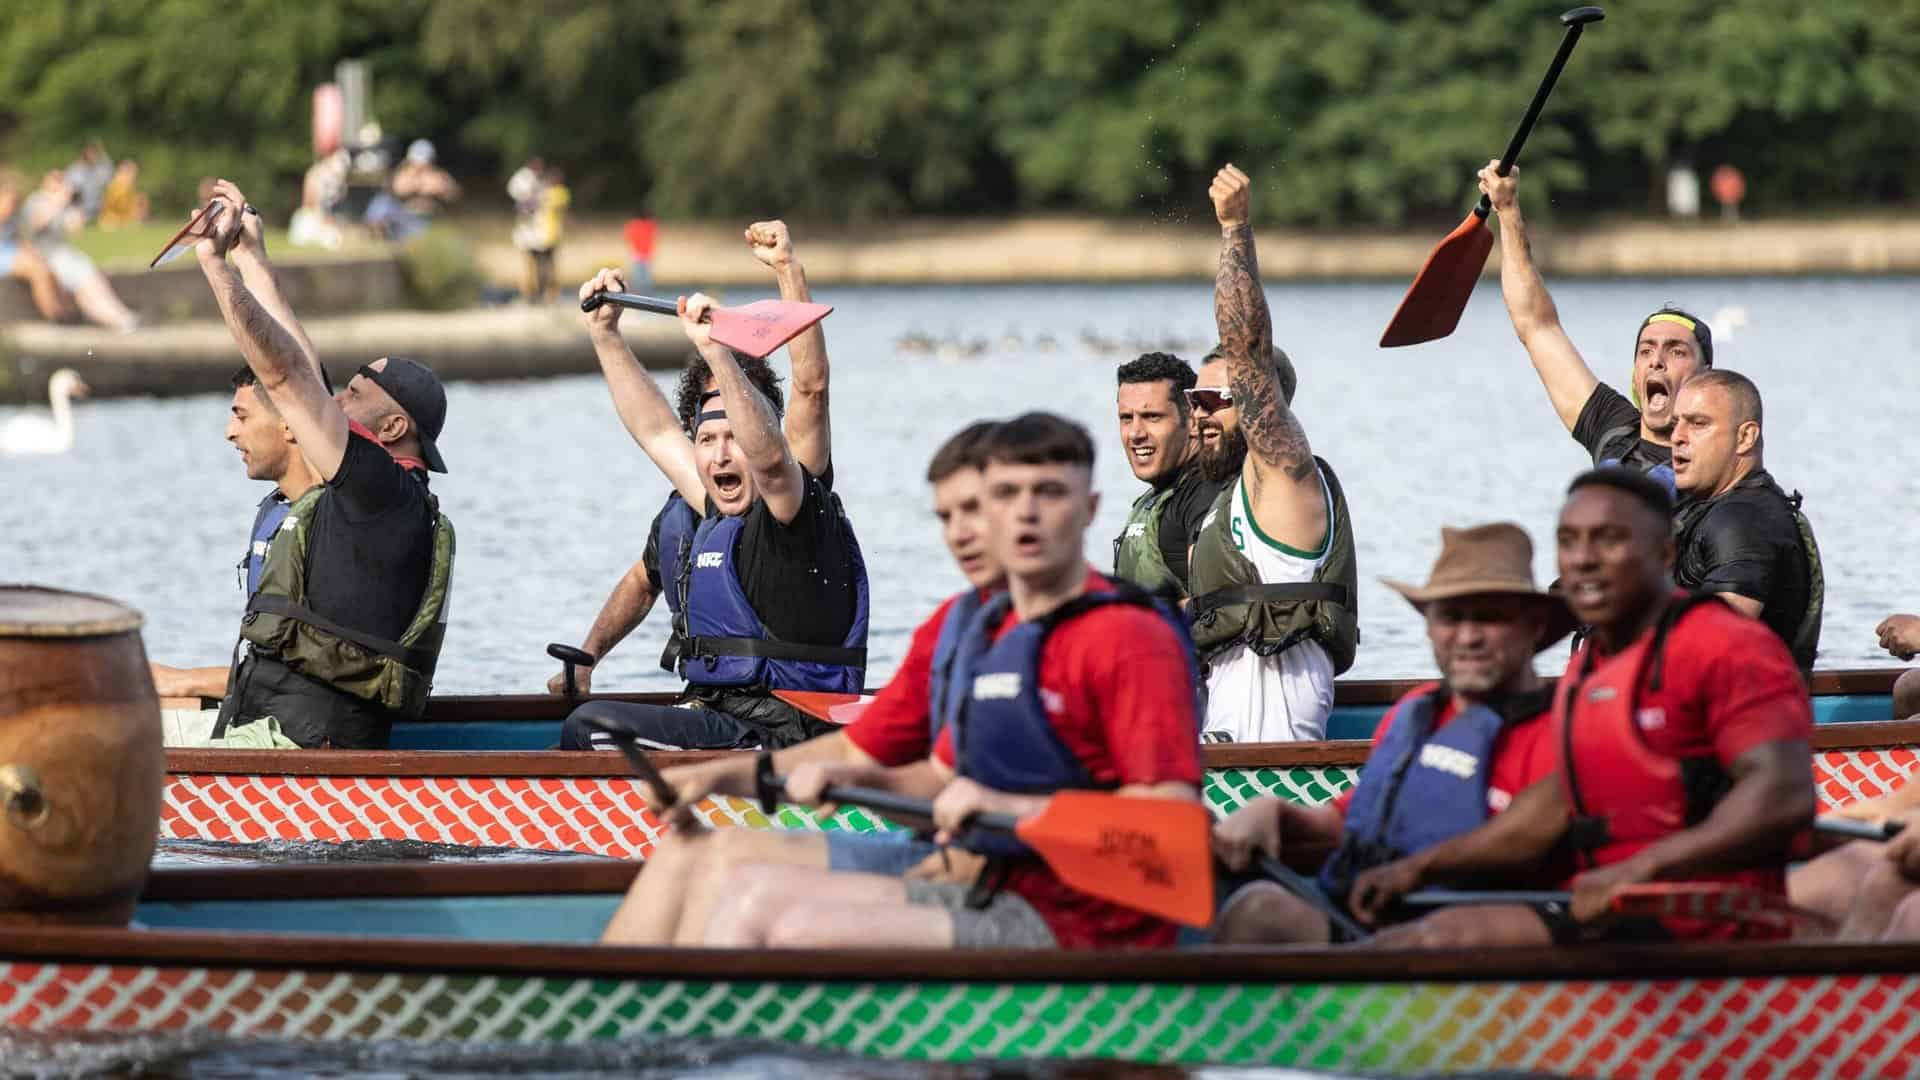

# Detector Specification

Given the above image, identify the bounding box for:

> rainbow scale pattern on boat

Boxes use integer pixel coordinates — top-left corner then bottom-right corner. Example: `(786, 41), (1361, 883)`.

(4, 961), (1919, 1075)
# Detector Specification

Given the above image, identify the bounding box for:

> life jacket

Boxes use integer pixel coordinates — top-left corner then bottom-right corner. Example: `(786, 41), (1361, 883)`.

(657, 491), (870, 693)
(1112, 482), (1182, 597)
(934, 585), (1198, 859)
(1186, 457), (1359, 674)
(236, 490), (291, 596)
(652, 493), (701, 674)
(235, 477), (454, 719)
(1671, 474), (1823, 675)
(1556, 593), (1780, 903)
(926, 586), (989, 728)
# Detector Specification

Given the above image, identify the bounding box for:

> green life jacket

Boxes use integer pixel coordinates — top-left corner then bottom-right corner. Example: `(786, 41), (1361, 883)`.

(1787, 491), (1824, 676)
(1187, 456), (1359, 675)
(239, 481), (455, 719)
(1112, 482), (1182, 597)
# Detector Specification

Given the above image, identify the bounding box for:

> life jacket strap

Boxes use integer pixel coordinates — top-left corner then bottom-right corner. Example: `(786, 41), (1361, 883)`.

(684, 635), (867, 668)
(1188, 581), (1352, 623)
(245, 594), (436, 672)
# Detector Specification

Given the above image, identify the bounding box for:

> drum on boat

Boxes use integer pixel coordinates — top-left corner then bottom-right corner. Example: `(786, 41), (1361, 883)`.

(0, 586), (163, 924)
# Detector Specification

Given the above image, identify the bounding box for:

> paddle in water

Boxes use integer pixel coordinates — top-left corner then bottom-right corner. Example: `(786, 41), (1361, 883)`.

(584, 720), (1215, 927)
(1378, 6), (1605, 347)
(579, 291), (834, 360)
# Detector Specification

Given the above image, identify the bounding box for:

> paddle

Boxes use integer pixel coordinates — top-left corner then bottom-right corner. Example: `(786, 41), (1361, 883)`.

(580, 292), (834, 360)
(1378, 6), (1605, 348)
(1814, 815), (1908, 842)
(770, 690), (871, 725)
(1400, 882), (1804, 930)
(546, 643), (596, 700)
(150, 202), (222, 268)
(1255, 854), (1369, 941)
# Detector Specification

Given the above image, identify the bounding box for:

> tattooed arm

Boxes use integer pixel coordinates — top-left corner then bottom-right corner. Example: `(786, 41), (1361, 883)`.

(1210, 165), (1328, 550)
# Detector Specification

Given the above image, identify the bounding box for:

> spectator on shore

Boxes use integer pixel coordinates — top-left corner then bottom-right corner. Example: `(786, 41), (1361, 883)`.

(96, 160), (149, 230)
(64, 140), (113, 224)
(21, 170), (138, 332)
(365, 139), (460, 243)
(508, 157), (545, 299)
(290, 151), (349, 250)
(0, 169), (77, 323)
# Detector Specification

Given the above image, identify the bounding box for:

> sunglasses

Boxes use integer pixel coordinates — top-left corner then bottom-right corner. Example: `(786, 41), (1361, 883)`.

(1184, 387), (1234, 413)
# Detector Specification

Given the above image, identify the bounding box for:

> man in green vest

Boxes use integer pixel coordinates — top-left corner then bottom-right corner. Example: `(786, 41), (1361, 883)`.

(1184, 164), (1359, 744)
(183, 180), (455, 749)
(1111, 352), (1221, 599)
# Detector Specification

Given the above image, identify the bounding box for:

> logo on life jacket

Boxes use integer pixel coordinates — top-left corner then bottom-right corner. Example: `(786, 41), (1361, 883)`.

(695, 552), (724, 569)
(1636, 707), (1667, 731)
(972, 672), (1022, 700)
(1418, 743), (1480, 780)
(1123, 522), (1146, 539)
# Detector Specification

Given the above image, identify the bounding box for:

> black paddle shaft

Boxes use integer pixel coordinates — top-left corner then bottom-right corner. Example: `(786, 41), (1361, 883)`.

(1257, 855), (1370, 941)
(1814, 815), (1908, 842)
(580, 291), (681, 315)
(1474, 6), (1605, 219)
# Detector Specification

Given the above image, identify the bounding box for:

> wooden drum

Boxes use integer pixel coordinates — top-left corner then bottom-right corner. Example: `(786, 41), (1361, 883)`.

(0, 586), (163, 924)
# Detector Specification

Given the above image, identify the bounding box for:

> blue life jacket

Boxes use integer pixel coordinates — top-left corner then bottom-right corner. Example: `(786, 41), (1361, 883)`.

(236, 490), (292, 596)
(937, 585), (1198, 858)
(1317, 683), (1552, 899)
(652, 493), (702, 673)
(926, 586), (989, 731)
(656, 491), (870, 693)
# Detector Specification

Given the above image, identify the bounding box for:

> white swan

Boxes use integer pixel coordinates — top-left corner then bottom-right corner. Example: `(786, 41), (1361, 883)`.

(1, 369), (89, 456)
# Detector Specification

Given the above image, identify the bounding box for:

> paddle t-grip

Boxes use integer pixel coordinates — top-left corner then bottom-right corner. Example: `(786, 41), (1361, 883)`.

(1474, 5), (1605, 218)
(580, 291), (683, 316)
(546, 642), (595, 699)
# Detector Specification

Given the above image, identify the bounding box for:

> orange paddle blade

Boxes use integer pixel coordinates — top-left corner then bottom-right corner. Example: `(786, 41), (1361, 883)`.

(1378, 210), (1494, 347)
(770, 690), (870, 725)
(709, 299), (834, 359)
(1013, 791), (1215, 928)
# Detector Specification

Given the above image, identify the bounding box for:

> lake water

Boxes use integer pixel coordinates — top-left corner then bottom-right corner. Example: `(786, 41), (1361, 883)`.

(4, 277), (1914, 694)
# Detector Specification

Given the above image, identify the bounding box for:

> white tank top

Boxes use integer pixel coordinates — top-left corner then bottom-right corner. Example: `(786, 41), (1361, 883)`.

(1201, 467), (1336, 743)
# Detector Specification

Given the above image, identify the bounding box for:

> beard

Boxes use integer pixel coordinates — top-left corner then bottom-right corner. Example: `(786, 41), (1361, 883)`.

(1198, 423), (1248, 484)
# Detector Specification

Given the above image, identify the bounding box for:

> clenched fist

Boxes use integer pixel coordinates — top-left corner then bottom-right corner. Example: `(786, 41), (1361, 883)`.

(1210, 164), (1252, 229)
(746, 220), (795, 269)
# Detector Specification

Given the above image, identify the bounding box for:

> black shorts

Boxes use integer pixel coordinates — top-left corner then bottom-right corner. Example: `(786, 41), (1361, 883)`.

(1529, 898), (1673, 946)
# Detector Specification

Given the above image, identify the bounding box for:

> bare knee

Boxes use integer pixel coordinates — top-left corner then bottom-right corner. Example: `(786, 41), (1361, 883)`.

(1215, 883), (1329, 945)
(1895, 669), (1920, 719)
(764, 906), (827, 948)
(705, 865), (791, 947)
(1884, 892), (1920, 941)
(1366, 905), (1549, 949)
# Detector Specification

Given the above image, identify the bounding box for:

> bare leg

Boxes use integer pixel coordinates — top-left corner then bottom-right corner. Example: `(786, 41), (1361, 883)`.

(11, 250), (74, 321)
(1835, 854), (1920, 941)
(1790, 841), (1884, 934)
(1882, 891), (1920, 941)
(601, 824), (709, 945)
(1213, 881), (1331, 945)
(1363, 904), (1553, 949)
(1895, 669), (1920, 719)
(671, 827), (830, 946)
(69, 269), (138, 331)
(705, 864), (940, 948)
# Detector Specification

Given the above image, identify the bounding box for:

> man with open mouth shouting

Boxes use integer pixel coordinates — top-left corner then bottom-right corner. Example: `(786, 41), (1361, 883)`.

(559, 222), (869, 752)
(1478, 161), (1712, 486)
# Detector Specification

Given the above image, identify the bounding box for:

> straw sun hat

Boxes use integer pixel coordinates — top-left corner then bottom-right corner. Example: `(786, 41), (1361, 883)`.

(1381, 523), (1577, 650)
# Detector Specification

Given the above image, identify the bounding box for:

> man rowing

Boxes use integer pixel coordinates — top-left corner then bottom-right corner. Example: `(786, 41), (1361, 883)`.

(1483, 162), (1710, 481)
(1112, 352), (1220, 598)
(169, 180), (455, 749)
(618, 414), (1203, 950)
(1668, 370), (1823, 673)
(1209, 523), (1571, 944)
(561, 237), (869, 751)
(601, 421), (1003, 945)
(1185, 164), (1358, 743)
(1349, 469), (1815, 946)
(1791, 777), (1920, 940)
(548, 222), (843, 703)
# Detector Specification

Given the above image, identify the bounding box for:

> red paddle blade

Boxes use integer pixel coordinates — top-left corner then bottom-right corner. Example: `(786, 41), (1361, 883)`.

(151, 202), (220, 269)
(708, 300), (834, 359)
(770, 690), (870, 725)
(1378, 211), (1494, 347)
(1013, 791), (1216, 928)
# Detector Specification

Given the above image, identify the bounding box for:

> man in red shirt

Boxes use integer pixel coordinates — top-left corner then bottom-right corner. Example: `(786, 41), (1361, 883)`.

(692, 412), (1203, 950)
(1209, 522), (1571, 944)
(601, 421), (1004, 945)
(1350, 468), (1815, 946)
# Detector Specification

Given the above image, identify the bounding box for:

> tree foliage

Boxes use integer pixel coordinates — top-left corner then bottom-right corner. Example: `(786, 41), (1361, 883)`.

(2, 0), (1916, 225)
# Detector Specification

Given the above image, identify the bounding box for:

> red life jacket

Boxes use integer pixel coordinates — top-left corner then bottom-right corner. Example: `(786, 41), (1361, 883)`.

(1554, 593), (1785, 911)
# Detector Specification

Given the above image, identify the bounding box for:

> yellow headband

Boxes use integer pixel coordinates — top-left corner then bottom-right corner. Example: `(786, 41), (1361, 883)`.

(1645, 313), (1696, 332)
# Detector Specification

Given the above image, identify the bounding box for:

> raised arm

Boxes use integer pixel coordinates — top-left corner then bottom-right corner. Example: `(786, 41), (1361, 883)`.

(194, 204), (348, 478)
(210, 180), (322, 385)
(680, 292), (806, 523)
(1481, 162), (1598, 432)
(579, 268), (705, 506)
(747, 221), (831, 476)
(1210, 165), (1327, 546)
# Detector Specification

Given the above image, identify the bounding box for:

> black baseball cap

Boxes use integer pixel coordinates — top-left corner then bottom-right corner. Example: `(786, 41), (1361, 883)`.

(358, 357), (448, 473)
